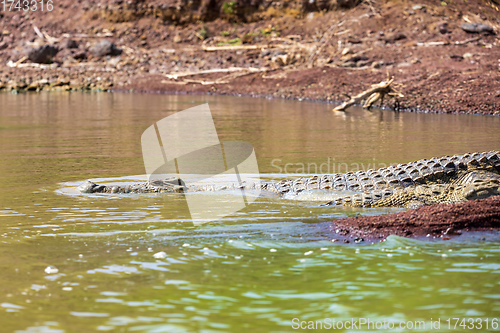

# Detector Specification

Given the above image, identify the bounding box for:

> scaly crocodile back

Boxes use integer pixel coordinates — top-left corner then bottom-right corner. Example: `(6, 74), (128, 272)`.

(79, 151), (500, 208)
(262, 151), (500, 195)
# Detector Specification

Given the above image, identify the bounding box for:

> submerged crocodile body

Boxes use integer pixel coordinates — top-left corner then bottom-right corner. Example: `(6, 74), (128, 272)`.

(79, 151), (500, 208)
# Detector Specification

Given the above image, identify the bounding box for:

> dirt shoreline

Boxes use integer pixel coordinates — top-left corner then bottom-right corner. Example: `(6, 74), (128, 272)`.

(332, 196), (500, 243)
(1, 0), (499, 239)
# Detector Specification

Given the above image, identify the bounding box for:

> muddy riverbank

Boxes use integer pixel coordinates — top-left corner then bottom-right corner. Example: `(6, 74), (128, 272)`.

(1, 0), (499, 114)
(333, 196), (500, 242)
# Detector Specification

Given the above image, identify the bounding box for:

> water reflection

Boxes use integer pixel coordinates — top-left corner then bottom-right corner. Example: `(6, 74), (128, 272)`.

(0, 92), (499, 332)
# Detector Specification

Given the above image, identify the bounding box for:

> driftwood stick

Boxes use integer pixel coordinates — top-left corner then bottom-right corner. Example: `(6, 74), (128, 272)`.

(202, 45), (261, 52)
(32, 25), (59, 44)
(333, 77), (403, 112)
(363, 92), (381, 108)
(165, 67), (266, 80)
(202, 39), (313, 52)
(379, 93), (385, 107)
(33, 25), (45, 40)
(163, 67), (269, 85)
(416, 37), (481, 47)
(61, 32), (114, 38)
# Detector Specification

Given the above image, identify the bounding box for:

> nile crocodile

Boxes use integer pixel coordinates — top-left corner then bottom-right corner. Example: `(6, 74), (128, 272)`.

(79, 151), (500, 208)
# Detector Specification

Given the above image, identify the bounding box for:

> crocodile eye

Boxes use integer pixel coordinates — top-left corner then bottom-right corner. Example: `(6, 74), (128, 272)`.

(466, 189), (490, 199)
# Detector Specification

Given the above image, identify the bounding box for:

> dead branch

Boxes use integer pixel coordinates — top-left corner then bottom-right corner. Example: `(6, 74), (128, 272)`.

(453, 37), (482, 45)
(202, 43), (313, 52)
(163, 67), (269, 85)
(180, 71), (259, 85)
(181, 79), (226, 85)
(165, 67), (267, 80)
(202, 36), (314, 53)
(416, 37), (481, 47)
(33, 25), (45, 40)
(32, 25), (59, 44)
(332, 76), (404, 112)
(202, 44), (261, 52)
(61, 32), (114, 38)
(6, 57), (47, 69)
(7, 62), (52, 69)
(161, 80), (188, 85)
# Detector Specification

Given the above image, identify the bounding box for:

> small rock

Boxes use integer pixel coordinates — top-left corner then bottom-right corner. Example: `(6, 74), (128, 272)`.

(0, 42), (8, 51)
(273, 53), (290, 66)
(354, 237), (364, 243)
(52, 77), (71, 87)
(450, 54), (463, 61)
(341, 47), (352, 56)
(241, 34), (253, 44)
(437, 22), (449, 34)
(44, 266), (58, 274)
(73, 50), (88, 60)
(444, 227), (461, 235)
(26, 44), (59, 64)
(346, 37), (362, 44)
(173, 34), (182, 43)
(90, 40), (122, 57)
(60, 39), (78, 49)
(26, 82), (41, 91)
(461, 23), (495, 35)
(335, 0), (361, 8)
(384, 32), (407, 43)
(344, 55), (369, 63)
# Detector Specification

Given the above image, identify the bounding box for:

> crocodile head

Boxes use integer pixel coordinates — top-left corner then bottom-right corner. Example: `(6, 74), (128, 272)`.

(462, 179), (500, 201)
(77, 180), (107, 193)
(458, 170), (500, 201)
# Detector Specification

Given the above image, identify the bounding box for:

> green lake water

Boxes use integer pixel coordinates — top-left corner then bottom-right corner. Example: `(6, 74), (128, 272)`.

(0, 92), (499, 332)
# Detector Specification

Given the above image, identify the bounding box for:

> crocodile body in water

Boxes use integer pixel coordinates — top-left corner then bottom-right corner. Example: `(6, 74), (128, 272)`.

(79, 151), (500, 208)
